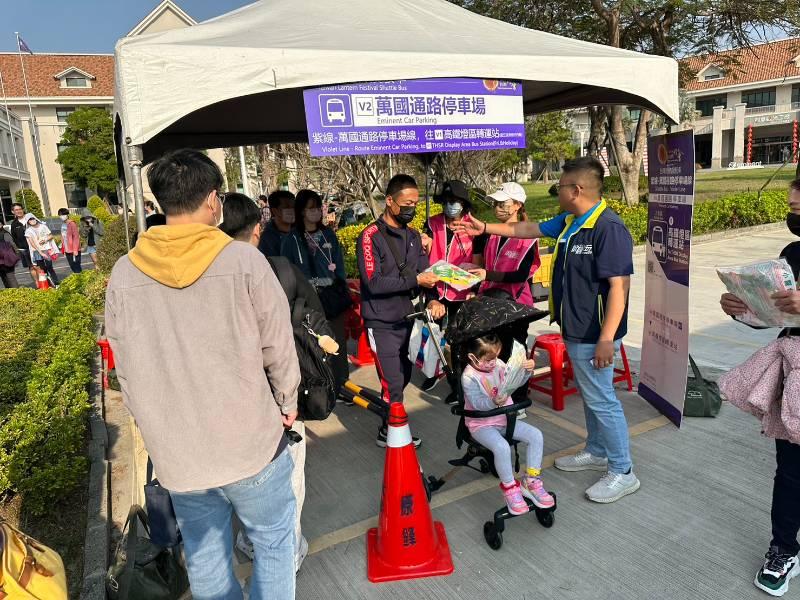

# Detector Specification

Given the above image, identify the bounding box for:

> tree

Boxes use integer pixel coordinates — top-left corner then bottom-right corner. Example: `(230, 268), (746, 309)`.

(451, 0), (800, 204)
(527, 113), (577, 183)
(56, 108), (117, 197)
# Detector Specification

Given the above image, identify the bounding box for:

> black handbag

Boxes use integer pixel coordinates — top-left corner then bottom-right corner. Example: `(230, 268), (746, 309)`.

(106, 506), (189, 600)
(144, 459), (181, 548)
(683, 354), (722, 417)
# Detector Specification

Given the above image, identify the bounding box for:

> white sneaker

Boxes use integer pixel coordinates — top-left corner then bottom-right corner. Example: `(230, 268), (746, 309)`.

(586, 471), (640, 503)
(295, 535), (309, 573)
(554, 450), (608, 472)
(516, 409), (527, 420)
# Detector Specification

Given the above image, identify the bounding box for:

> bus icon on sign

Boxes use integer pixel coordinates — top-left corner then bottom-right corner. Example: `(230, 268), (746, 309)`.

(327, 99), (346, 123)
(319, 95), (352, 127)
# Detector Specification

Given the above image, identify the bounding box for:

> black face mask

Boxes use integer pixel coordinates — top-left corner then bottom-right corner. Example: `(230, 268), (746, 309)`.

(788, 212), (800, 237)
(394, 205), (416, 225)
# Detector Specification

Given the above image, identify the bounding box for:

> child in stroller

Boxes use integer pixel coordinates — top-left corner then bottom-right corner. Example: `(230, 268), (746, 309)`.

(462, 333), (554, 515)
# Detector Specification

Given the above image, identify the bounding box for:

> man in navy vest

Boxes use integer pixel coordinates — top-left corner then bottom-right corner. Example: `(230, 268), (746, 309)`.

(454, 156), (638, 504)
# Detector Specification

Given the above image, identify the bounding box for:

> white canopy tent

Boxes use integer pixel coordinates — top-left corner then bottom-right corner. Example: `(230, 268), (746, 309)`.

(113, 0), (680, 230)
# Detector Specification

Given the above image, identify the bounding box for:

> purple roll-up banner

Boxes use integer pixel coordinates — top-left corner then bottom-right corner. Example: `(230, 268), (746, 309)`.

(638, 130), (696, 427)
(303, 78), (525, 157)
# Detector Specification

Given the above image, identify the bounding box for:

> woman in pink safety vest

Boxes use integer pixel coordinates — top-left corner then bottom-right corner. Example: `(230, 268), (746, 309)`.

(470, 182), (540, 306)
(420, 180), (479, 398)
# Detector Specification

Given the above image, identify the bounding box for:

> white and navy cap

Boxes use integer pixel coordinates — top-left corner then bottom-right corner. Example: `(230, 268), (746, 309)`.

(487, 182), (526, 204)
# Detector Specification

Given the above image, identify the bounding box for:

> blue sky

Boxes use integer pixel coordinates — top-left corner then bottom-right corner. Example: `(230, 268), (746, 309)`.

(0, 1), (253, 53)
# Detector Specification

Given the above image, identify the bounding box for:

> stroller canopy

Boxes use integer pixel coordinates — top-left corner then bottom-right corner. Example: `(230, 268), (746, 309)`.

(445, 297), (547, 346)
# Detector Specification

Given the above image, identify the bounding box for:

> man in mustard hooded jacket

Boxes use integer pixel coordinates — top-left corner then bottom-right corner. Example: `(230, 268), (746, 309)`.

(105, 149), (300, 600)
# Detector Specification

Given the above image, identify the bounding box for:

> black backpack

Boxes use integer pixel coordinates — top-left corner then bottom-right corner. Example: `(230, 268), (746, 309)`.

(267, 257), (337, 420)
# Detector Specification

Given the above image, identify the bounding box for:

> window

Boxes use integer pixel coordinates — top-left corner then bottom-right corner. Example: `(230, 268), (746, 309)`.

(64, 76), (89, 88)
(704, 73), (722, 81)
(793, 85), (800, 106)
(628, 108), (641, 121)
(741, 87), (776, 108)
(56, 107), (75, 123)
(695, 95), (727, 117)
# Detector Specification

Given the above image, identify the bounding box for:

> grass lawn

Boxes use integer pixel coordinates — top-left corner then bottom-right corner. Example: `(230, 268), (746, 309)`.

(470, 164), (797, 223)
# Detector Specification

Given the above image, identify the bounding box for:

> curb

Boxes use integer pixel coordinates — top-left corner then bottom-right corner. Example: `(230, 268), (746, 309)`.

(80, 320), (110, 600)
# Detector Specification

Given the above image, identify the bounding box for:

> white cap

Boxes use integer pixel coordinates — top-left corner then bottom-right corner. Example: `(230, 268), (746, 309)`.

(487, 182), (526, 204)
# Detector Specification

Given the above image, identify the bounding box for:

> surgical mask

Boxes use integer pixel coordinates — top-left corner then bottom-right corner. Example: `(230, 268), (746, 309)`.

(788, 212), (800, 237)
(444, 202), (463, 219)
(494, 202), (514, 222)
(59, 215), (68, 222)
(281, 209), (295, 224)
(395, 205), (416, 225)
(469, 354), (497, 373)
(305, 208), (322, 224)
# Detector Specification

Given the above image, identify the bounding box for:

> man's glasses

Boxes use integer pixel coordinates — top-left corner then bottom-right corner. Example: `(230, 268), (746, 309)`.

(553, 183), (581, 192)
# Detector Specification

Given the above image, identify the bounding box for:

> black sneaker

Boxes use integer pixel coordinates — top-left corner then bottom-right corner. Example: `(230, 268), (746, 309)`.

(755, 546), (800, 597)
(420, 375), (442, 392)
(375, 426), (422, 449)
(444, 392), (459, 405)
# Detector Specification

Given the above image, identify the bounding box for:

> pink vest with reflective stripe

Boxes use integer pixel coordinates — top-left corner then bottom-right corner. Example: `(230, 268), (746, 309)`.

(428, 213), (475, 302)
(479, 234), (540, 306)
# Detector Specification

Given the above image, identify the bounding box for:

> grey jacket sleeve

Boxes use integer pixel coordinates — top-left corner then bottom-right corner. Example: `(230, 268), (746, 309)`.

(251, 259), (301, 414)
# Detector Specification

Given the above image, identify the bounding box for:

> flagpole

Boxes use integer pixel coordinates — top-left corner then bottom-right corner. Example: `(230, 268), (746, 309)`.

(15, 32), (51, 216)
(0, 69), (26, 193)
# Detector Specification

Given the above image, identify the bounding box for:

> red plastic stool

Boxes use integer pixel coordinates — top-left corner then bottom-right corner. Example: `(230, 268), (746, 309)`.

(528, 333), (577, 411)
(613, 343), (634, 391)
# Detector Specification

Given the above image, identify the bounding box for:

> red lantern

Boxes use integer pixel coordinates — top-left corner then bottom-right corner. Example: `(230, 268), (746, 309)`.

(747, 124), (753, 164)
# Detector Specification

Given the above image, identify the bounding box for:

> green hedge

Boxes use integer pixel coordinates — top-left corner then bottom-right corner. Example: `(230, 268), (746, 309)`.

(603, 174), (649, 194)
(0, 271), (104, 515)
(607, 189), (788, 245)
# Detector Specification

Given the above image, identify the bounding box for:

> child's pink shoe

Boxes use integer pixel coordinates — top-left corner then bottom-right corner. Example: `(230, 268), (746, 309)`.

(520, 476), (555, 509)
(500, 481), (529, 515)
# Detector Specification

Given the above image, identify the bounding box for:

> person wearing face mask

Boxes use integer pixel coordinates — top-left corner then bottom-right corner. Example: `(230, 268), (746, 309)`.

(105, 150), (301, 598)
(468, 182), (540, 306)
(24, 213), (61, 287)
(258, 190), (296, 257)
(720, 178), (800, 598)
(461, 333), (552, 515)
(79, 210), (104, 266)
(454, 158), (638, 505)
(282, 189), (350, 392)
(357, 174), (446, 447)
(419, 180), (480, 395)
(58, 208), (82, 274)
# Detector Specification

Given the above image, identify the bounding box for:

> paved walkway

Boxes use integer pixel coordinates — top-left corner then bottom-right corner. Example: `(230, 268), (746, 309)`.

(288, 227), (794, 599)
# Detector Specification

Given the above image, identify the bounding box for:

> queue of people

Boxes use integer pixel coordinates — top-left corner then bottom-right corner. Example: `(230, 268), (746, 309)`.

(99, 148), (800, 599)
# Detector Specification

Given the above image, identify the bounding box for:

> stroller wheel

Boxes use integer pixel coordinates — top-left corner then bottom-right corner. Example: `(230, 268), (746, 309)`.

(483, 521), (503, 550)
(478, 459), (490, 474)
(536, 509), (555, 528)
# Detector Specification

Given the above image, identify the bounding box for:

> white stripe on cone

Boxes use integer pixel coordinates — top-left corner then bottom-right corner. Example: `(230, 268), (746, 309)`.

(387, 421), (413, 448)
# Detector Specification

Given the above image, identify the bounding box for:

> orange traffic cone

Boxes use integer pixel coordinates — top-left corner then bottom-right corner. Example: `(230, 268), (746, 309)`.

(367, 403), (454, 583)
(349, 327), (375, 367)
(36, 271), (50, 290)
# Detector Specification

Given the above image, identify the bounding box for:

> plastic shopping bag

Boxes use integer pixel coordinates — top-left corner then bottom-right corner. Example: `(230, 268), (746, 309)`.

(410, 321), (446, 378)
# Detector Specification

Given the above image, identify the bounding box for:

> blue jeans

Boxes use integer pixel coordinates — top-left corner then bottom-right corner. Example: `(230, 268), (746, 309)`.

(565, 341), (632, 474)
(170, 450), (296, 600)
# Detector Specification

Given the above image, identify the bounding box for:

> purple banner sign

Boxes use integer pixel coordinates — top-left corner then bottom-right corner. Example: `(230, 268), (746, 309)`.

(303, 78), (525, 157)
(638, 130), (696, 427)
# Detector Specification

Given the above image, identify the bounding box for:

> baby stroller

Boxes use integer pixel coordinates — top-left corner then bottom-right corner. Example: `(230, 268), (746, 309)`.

(434, 295), (556, 550)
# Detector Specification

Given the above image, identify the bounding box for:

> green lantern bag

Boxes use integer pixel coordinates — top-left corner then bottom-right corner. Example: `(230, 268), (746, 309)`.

(683, 355), (722, 417)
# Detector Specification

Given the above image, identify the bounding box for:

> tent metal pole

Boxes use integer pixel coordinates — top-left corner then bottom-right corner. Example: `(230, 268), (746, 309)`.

(238, 146), (249, 195)
(129, 145), (147, 232)
(118, 179), (131, 250)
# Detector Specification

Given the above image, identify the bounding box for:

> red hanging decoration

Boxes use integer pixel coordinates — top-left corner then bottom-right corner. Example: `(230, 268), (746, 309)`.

(793, 120), (798, 164)
(747, 124), (753, 164)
